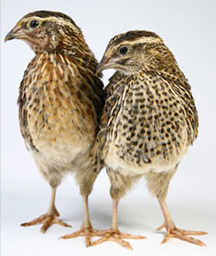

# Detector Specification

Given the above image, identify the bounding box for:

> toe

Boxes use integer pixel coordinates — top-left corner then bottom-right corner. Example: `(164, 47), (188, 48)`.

(90, 229), (144, 250)
(175, 229), (208, 236)
(161, 227), (207, 247)
(90, 234), (133, 250)
(119, 231), (146, 240)
(172, 230), (207, 246)
(41, 215), (53, 233)
(60, 229), (85, 239)
(111, 235), (133, 250)
(21, 215), (47, 226)
(21, 213), (71, 233)
(54, 217), (72, 228)
(157, 223), (166, 231)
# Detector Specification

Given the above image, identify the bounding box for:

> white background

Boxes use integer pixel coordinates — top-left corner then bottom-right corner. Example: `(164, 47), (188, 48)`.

(1, 0), (216, 256)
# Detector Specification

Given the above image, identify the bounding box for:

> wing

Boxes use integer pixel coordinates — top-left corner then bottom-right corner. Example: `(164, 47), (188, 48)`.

(93, 72), (126, 169)
(160, 71), (199, 145)
(18, 78), (39, 151)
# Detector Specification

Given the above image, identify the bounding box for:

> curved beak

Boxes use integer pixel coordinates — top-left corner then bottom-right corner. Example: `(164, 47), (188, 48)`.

(96, 55), (116, 76)
(96, 56), (109, 76)
(4, 22), (24, 42)
(96, 54), (123, 76)
(4, 29), (17, 42)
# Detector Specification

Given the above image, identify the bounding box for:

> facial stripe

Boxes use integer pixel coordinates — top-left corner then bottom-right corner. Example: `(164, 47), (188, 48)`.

(110, 30), (160, 47)
(116, 37), (163, 48)
(21, 16), (80, 34)
(23, 10), (76, 25)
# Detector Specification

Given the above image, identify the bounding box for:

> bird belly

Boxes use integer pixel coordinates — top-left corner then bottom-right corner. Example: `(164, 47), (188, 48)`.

(103, 82), (189, 176)
(104, 145), (186, 176)
(28, 105), (94, 169)
(21, 91), (95, 170)
(34, 134), (91, 169)
(104, 117), (188, 175)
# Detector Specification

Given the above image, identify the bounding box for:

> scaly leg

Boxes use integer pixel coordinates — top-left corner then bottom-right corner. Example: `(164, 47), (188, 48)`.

(21, 187), (71, 233)
(90, 199), (145, 250)
(157, 198), (208, 246)
(60, 195), (104, 246)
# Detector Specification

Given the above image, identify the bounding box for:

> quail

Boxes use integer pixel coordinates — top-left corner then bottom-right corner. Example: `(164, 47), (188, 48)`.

(5, 10), (104, 245)
(93, 30), (207, 249)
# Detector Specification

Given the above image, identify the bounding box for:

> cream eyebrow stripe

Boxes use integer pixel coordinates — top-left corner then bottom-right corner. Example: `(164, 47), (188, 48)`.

(116, 37), (162, 46)
(22, 16), (79, 33)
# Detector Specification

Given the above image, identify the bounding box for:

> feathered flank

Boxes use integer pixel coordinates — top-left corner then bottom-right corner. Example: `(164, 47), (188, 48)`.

(91, 30), (206, 249)
(5, 10), (105, 245)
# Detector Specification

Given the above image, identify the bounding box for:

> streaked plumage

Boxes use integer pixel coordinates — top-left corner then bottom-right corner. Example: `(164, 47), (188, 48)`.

(5, 10), (104, 245)
(93, 30), (207, 249)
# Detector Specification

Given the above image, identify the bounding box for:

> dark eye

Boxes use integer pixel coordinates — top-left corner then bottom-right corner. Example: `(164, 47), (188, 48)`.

(30, 20), (39, 28)
(119, 46), (128, 55)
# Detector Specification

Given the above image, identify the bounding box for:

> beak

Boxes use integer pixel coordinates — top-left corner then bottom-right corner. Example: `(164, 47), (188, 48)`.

(4, 22), (24, 42)
(96, 56), (111, 76)
(4, 29), (17, 42)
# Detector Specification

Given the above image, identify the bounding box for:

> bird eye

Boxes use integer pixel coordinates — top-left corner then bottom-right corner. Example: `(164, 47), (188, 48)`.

(119, 46), (128, 55)
(30, 20), (39, 28)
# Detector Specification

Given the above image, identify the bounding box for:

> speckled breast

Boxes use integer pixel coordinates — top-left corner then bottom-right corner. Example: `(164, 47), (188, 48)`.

(104, 73), (189, 175)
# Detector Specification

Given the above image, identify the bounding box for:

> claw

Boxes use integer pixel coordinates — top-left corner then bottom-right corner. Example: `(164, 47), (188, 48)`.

(21, 213), (71, 233)
(89, 229), (146, 250)
(157, 223), (208, 247)
(157, 199), (208, 247)
(60, 226), (105, 247)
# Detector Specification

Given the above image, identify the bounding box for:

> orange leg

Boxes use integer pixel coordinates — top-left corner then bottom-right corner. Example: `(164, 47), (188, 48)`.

(90, 199), (145, 250)
(60, 195), (104, 246)
(21, 187), (71, 233)
(157, 198), (208, 246)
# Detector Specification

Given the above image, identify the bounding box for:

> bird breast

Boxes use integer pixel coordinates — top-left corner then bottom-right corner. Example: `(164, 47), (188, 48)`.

(19, 52), (97, 164)
(104, 73), (189, 175)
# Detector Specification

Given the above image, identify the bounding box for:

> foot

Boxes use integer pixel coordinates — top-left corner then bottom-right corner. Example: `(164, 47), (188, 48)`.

(60, 225), (106, 247)
(21, 208), (71, 233)
(157, 222), (208, 246)
(90, 229), (146, 250)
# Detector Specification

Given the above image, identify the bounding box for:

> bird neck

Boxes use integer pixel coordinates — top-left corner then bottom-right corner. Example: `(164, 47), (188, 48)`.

(57, 35), (98, 74)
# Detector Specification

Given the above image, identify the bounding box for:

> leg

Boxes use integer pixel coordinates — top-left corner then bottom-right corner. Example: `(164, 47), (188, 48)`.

(21, 187), (71, 233)
(146, 169), (207, 246)
(60, 167), (103, 246)
(90, 198), (145, 250)
(157, 198), (208, 246)
(60, 195), (104, 246)
(90, 170), (145, 250)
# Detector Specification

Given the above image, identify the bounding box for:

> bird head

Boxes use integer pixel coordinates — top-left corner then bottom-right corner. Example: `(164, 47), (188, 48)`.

(4, 10), (84, 54)
(96, 30), (177, 75)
